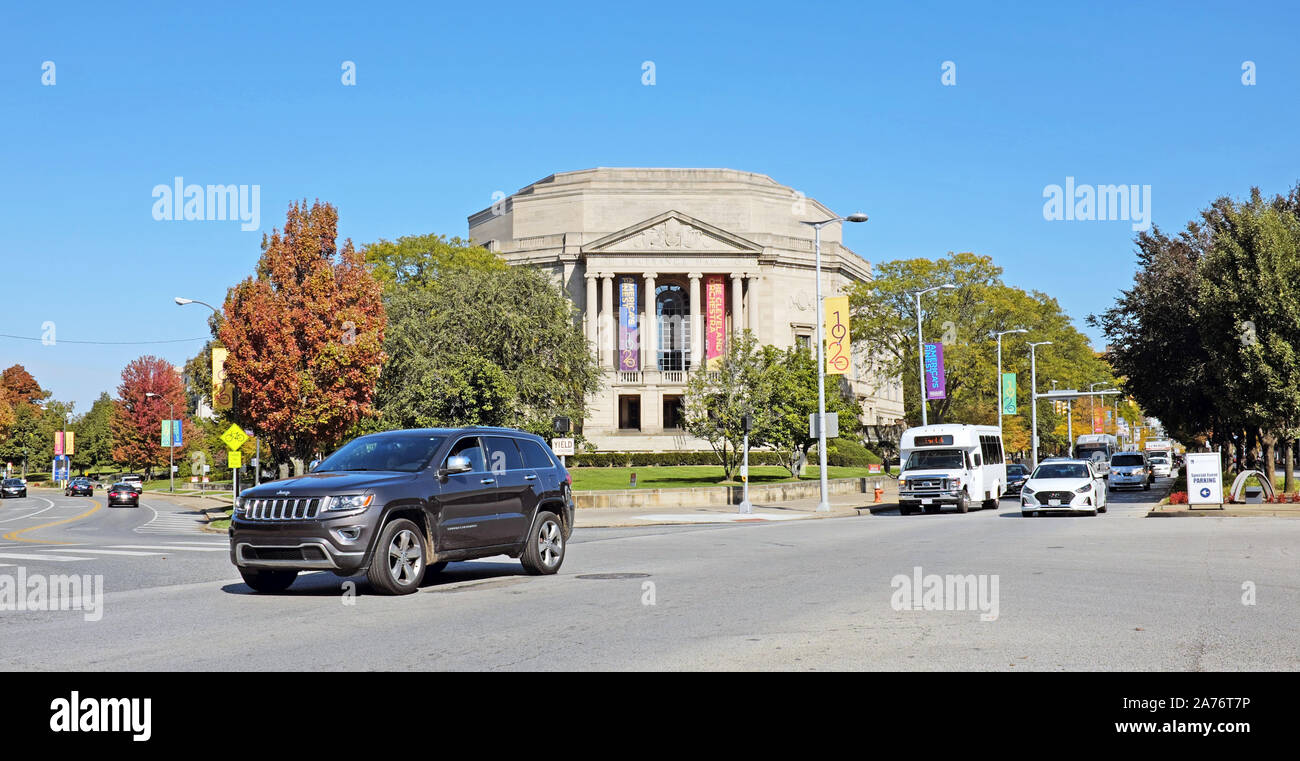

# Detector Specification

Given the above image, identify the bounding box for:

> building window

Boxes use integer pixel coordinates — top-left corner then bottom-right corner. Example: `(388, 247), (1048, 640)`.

(663, 395), (684, 430)
(618, 394), (642, 431)
(795, 333), (812, 353)
(657, 283), (691, 371)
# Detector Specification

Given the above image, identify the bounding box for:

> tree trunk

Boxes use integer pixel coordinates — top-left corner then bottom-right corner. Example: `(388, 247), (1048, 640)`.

(1261, 431), (1277, 487)
(1285, 441), (1295, 495)
(1246, 428), (1258, 471)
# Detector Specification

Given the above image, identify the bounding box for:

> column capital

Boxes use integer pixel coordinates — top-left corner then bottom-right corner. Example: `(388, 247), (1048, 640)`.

(688, 272), (703, 280)
(643, 272), (658, 280)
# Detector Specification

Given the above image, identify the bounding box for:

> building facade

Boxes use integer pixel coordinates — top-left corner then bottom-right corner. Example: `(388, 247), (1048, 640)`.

(468, 168), (904, 451)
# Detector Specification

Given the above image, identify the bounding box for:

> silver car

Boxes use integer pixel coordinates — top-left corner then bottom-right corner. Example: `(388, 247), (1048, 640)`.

(1108, 452), (1152, 491)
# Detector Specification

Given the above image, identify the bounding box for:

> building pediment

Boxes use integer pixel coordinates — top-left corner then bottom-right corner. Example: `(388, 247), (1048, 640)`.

(583, 211), (762, 255)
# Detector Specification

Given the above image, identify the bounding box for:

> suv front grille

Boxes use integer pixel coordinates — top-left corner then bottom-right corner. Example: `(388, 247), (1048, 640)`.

(244, 498), (321, 521)
(243, 546), (328, 562)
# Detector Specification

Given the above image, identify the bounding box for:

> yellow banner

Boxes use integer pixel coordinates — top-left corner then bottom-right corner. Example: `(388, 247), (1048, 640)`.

(211, 347), (231, 411)
(824, 296), (851, 375)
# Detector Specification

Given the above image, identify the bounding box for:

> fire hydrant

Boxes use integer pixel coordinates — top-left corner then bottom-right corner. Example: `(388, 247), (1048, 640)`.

(873, 482), (884, 503)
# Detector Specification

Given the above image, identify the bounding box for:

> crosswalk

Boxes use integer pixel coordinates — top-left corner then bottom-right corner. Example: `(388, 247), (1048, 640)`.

(134, 509), (209, 535)
(0, 540), (228, 565)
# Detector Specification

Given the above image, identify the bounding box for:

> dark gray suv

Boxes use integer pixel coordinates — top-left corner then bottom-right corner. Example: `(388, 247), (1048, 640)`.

(229, 427), (575, 595)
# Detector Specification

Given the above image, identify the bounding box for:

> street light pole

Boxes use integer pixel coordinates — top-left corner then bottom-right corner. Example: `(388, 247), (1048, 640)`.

(1028, 341), (1053, 467)
(912, 284), (957, 426)
(996, 329), (1028, 442)
(800, 213), (869, 513)
(146, 393), (176, 493)
(176, 296), (236, 498)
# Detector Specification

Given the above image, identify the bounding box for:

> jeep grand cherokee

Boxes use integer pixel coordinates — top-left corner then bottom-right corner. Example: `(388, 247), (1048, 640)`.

(229, 427), (575, 595)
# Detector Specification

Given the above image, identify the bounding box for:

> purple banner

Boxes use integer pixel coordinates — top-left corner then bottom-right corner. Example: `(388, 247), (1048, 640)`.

(618, 277), (639, 371)
(923, 342), (946, 400)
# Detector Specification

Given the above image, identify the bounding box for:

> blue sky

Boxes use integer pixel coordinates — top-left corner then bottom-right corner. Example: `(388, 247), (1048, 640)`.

(3, 0), (1298, 411)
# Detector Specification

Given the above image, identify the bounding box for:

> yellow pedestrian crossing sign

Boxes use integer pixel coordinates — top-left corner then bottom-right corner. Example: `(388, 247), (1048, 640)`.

(220, 424), (249, 451)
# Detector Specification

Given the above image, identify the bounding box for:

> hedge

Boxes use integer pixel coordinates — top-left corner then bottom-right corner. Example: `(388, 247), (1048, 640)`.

(569, 451), (788, 468)
(811, 437), (883, 468)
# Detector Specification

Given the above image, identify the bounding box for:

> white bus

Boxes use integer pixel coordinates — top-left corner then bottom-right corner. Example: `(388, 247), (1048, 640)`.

(898, 424), (1006, 515)
(1074, 433), (1119, 475)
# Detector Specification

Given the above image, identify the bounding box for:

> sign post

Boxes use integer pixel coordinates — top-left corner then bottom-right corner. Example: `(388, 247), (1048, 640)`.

(1185, 452), (1224, 510)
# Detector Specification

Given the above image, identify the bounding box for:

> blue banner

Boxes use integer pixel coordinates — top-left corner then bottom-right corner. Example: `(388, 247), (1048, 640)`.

(924, 342), (946, 400)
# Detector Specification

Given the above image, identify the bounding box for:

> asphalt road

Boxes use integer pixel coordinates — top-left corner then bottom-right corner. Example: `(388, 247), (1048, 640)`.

(1, 479), (1296, 671)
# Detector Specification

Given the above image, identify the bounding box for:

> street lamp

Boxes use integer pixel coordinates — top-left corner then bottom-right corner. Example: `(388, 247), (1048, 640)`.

(911, 284), (957, 426)
(1028, 341), (1053, 467)
(995, 329), (1028, 442)
(145, 392), (175, 493)
(800, 212), (869, 513)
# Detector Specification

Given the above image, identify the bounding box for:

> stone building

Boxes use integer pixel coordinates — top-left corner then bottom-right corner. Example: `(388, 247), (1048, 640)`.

(468, 167), (904, 451)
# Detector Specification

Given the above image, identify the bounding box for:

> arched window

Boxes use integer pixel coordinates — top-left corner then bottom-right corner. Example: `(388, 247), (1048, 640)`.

(657, 283), (691, 371)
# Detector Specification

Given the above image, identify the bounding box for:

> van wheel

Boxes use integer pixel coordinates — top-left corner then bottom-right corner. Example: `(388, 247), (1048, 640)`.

(521, 510), (565, 575)
(367, 518), (426, 595)
(240, 569), (297, 593)
(956, 491), (970, 513)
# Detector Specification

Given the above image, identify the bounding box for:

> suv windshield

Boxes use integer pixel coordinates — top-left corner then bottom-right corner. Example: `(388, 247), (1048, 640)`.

(904, 449), (965, 471)
(314, 434), (447, 473)
(1032, 463), (1090, 479)
(1111, 454), (1145, 467)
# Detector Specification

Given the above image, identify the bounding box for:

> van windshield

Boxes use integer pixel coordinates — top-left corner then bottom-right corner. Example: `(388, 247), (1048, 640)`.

(904, 449), (965, 471)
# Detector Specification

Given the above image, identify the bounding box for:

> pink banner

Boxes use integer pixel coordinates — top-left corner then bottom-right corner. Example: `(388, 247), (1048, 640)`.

(705, 275), (725, 368)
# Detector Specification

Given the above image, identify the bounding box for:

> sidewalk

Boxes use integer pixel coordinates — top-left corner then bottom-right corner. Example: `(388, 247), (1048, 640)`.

(575, 480), (897, 527)
(1148, 502), (1300, 518)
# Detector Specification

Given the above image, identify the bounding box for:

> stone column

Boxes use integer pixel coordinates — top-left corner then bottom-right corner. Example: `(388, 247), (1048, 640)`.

(745, 273), (758, 337)
(642, 272), (657, 372)
(600, 273), (614, 369)
(731, 273), (744, 338)
(584, 272), (598, 354)
(688, 273), (702, 371)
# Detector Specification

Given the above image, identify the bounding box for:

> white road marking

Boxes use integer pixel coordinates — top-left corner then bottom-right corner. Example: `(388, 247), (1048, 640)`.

(163, 541), (228, 547)
(0, 496), (60, 524)
(43, 548), (162, 557)
(110, 545), (227, 552)
(0, 552), (93, 562)
(133, 503), (207, 535)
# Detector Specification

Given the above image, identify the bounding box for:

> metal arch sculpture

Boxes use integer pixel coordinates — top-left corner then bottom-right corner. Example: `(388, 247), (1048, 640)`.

(1228, 470), (1275, 503)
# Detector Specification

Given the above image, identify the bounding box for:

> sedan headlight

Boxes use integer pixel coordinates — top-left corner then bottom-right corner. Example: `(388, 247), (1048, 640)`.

(1074, 484), (1092, 494)
(323, 494), (375, 512)
(1021, 486), (1034, 496)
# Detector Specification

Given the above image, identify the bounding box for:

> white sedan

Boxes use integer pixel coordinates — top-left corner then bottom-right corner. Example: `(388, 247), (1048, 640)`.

(1020, 459), (1108, 517)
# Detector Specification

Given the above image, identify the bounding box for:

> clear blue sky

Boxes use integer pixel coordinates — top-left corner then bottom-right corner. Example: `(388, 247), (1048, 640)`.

(3, 0), (1298, 412)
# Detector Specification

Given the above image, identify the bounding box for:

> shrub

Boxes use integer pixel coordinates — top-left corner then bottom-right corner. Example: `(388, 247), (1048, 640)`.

(568, 451), (786, 468)
(811, 437), (882, 468)
(1169, 491), (1188, 504)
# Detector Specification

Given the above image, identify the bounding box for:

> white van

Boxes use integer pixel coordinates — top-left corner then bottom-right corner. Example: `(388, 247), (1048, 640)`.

(1074, 433), (1118, 476)
(898, 424), (1006, 514)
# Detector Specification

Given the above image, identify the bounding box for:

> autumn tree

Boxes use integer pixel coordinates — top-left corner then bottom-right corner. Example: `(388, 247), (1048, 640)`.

(111, 356), (190, 476)
(73, 392), (116, 473)
(218, 200), (386, 462)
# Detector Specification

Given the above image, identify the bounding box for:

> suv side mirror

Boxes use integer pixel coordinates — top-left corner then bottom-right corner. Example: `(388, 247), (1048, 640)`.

(439, 455), (472, 478)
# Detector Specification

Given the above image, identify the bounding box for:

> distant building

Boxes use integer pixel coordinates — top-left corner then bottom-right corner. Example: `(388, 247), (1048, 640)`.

(469, 168), (904, 451)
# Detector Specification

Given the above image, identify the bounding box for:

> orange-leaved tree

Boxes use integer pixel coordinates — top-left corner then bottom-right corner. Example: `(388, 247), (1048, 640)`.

(218, 200), (386, 462)
(111, 355), (190, 475)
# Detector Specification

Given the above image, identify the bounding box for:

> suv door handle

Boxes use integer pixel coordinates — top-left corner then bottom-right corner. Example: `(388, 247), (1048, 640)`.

(480, 478), (496, 484)
(524, 474), (537, 481)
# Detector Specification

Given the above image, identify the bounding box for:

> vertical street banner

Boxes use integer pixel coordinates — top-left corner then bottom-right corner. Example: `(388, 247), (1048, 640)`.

(161, 420), (173, 447)
(705, 275), (725, 369)
(1001, 373), (1017, 414)
(824, 296), (850, 375)
(618, 276), (639, 371)
(1093, 409), (1104, 434)
(53, 431), (64, 456)
(923, 342), (946, 400)
(172, 419), (183, 447)
(65, 431), (75, 455)
(212, 346), (232, 412)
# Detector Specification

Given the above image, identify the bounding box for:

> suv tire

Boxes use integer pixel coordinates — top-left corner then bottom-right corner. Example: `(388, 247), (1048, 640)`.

(520, 510), (565, 575)
(367, 518), (426, 595)
(240, 569), (298, 593)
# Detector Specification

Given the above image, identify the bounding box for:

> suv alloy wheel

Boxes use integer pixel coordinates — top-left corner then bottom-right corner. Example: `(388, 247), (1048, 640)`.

(368, 518), (426, 595)
(520, 510), (565, 575)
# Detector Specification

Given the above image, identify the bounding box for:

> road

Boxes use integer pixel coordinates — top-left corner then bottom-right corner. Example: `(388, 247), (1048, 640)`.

(1, 479), (1296, 671)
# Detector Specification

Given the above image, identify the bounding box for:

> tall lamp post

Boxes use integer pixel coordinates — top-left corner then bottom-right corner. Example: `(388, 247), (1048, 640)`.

(1028, 341), (1053, 467)
(799, 212), (869, 513)
(912, 284), (957, 426)
(176, 296), (246, 495)
(145, 392), (175, 492)
(996, 329), (1028, 442)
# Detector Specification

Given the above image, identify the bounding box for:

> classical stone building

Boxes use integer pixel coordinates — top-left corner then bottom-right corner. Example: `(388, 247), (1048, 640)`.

(468, 168), (904, 451)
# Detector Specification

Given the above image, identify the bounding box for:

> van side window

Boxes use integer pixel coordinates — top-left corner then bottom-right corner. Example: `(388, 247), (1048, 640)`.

(485, 436), (525, 472)
(446, 437), (487, 473)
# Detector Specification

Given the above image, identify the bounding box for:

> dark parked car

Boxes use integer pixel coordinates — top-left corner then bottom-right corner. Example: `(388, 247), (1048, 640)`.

(107, 483), (141, 507)
(229, 427), (576, 595)
(1, 478), (27, 499)
(65, 478), (95, 497)
(1004, 464), (1031, 495)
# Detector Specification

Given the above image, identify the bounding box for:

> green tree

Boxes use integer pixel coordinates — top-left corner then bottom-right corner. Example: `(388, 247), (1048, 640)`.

(763, 345), (861, 476)
(682, 333), (776, 480)
(370, 249), (600, 437)
(362, 233), (505, 289)
(73, 393), (116, 474)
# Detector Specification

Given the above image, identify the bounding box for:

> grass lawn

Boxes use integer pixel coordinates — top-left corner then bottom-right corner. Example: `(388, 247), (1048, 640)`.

(569, 465), (890, 491)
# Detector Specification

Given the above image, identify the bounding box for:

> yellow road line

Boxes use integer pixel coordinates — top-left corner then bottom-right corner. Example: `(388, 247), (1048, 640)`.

(2, 497), (102, 544)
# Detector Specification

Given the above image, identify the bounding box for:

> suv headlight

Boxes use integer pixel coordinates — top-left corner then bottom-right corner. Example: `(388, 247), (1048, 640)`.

(323, 494), (375, 512)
